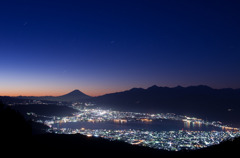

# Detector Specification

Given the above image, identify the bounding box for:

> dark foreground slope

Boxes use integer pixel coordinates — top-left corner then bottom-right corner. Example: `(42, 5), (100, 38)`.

(31, 133), (240, 157)
(1, 102), (239, 157)
(190, 136), (240, 156)
(31, 133), (171, 157)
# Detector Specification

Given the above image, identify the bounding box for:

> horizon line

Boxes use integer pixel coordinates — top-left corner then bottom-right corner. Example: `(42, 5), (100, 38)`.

(1, 84), (239, 98)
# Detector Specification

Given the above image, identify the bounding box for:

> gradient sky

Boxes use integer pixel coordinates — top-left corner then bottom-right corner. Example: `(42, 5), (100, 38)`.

(0, 0), (240, 96)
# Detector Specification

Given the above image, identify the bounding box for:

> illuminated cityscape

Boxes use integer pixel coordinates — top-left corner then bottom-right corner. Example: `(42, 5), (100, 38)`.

(52, 128), (240, 151)
(1, 0), (240, 155)
(27, 103), (240, 151)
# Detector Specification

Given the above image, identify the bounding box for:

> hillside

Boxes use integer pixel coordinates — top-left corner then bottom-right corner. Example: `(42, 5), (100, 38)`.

(12, 104), (78, 117)
(90, 85), (240, 126)
(31, 133), (240, 157)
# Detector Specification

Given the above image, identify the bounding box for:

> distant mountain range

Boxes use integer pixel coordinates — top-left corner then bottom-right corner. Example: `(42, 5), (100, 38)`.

(90, 85), (240, 125)
(18, 89), (91, 102)
(91, 85), (240, 110)
(5, 85), (240, 126)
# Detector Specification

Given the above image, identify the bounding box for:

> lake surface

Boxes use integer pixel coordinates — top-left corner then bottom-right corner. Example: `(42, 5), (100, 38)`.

(53, 119), (222, 132)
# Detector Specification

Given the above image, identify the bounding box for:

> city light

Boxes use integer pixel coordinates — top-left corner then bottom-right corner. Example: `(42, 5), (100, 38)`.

(51, 128), (240, 151)
(24, 101), (240, 151)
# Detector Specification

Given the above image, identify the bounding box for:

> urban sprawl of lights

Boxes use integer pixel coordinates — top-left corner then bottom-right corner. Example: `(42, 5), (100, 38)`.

(51, 128), (240, 151)
(27, 103), (240, 151)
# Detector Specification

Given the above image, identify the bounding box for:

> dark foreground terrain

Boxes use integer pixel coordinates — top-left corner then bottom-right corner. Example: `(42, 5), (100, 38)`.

(1, 102), (239, 157)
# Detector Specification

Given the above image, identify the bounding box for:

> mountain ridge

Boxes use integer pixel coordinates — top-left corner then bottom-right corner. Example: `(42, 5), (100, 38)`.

(17, 89), (91, 102)
(12, 85), (240, 126)
(88, 85), (240, 126)
(14, 85), (240, 99)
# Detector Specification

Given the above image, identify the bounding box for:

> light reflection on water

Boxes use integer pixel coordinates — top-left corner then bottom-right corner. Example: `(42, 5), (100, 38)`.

(184, 121), (204, 129)
(53, 119), (221, 132)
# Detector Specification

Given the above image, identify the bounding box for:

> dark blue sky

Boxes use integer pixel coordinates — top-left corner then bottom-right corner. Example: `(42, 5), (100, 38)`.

(0, 0), (240, 96)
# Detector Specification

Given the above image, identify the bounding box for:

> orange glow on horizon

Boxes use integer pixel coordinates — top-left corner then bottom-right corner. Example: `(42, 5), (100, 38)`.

(0, 84), (149, 97)
(0, 88), (121, 97)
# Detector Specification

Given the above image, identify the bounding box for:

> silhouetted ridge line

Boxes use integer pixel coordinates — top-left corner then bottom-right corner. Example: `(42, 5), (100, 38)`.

(17, 89), (91, 102)
(7, 85), (240, 126)
(90, 85), (240, 126)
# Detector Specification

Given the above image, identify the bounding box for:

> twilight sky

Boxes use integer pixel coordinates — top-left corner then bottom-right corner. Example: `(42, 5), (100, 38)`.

(0, 0), (240, 96)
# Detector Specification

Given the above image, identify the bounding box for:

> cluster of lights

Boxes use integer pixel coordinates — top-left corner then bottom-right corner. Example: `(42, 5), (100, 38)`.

(50, 128), (240, 151)
(41, 107), (239, 132)
(27, 105), (240, 151)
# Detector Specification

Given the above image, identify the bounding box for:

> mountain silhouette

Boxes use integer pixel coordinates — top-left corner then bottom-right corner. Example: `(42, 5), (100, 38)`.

(18, 89), (91, 102)
(89, 85), (240, 126)
(13, 85), (240, 126)
(56, 89), (91, 102)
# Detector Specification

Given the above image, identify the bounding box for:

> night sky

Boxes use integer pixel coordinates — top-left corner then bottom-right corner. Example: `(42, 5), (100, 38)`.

(0, 0), (240, 96)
